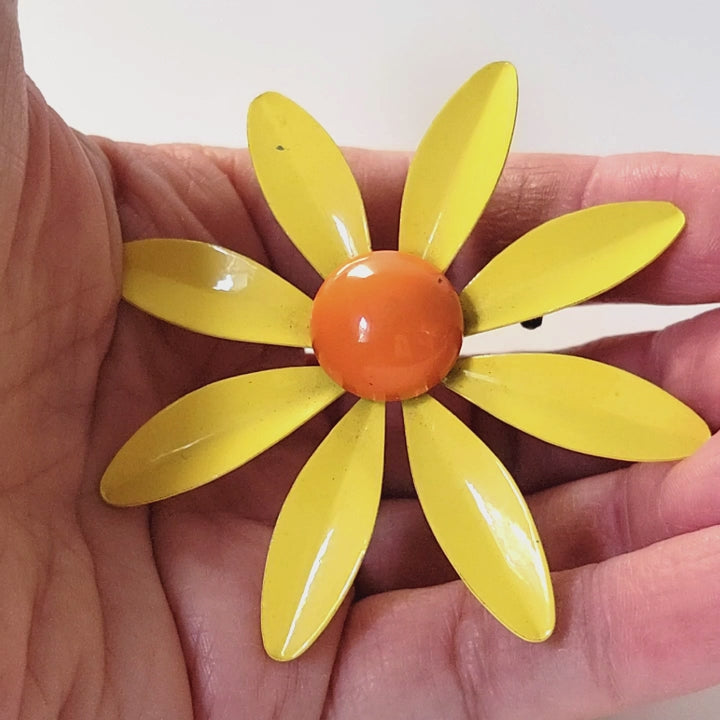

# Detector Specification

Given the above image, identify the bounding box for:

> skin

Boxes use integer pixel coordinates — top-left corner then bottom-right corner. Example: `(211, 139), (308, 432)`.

(3, 2), (720, 718)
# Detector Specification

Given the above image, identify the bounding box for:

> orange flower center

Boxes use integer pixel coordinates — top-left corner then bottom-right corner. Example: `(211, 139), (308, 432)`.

(311, 251), (464, 401)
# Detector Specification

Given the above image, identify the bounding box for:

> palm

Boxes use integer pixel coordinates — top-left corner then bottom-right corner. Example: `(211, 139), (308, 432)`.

(5, 16), (720, 720)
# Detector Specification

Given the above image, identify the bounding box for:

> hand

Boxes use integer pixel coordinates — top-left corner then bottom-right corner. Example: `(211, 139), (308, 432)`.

(3, 4), (720, 718)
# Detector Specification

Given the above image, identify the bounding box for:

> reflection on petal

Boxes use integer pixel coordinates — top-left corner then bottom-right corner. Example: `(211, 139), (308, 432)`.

(332, 214), (361, 258)
(262, 400), (385, 660)
(464, 482), (547, 593)
(398, 62), (518, 271)
(248, 92), (371, 277)
(281, 529), (334, 658)
(403, 394), (554, 642)
(122, 238), (313, 346)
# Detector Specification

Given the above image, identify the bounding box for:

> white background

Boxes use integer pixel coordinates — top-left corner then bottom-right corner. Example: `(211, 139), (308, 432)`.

(17, 1), (720, 718)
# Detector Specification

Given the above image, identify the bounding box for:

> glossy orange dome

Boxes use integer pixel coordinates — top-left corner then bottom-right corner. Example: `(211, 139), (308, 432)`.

(311, 251), (464, 401)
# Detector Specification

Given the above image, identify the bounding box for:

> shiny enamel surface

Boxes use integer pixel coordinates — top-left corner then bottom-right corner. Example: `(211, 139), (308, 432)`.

(447, 354), (710, 461)
(403, 394), (554, 641)
(461, 201), (685, 334)
(398, 61), (517, 272)
(311, 251), (463, 401)
(248, 92), (371, 278)
(122, 239), (313, 346)
(262, 400), (385, 661)
(102, 63), (708, 663)
(101, 367), (344, 506)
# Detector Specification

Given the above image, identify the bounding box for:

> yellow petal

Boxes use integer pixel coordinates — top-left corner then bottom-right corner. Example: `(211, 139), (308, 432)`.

(398, 61), (517, 271)
(101, 367), (344, 506)
(402, 394), (554, 641)
(262, 400), (385, 661)
(447, 354), (710, 461)
(122, 239), (313, 347)
(462, 201), (685, 333)
(247, 92), (371, 278)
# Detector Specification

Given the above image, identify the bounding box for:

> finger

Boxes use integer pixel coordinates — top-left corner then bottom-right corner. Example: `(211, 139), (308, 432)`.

(565, 307), (720, 430)
(527, 430), (720, 571)
(358, 430), (720, 595)
(451, 152), (720, 302)
(328, 526), (720, 720)
(101, 145), (720, 307)
(96, 141), (268, 262)
(204, 147), (720, 305)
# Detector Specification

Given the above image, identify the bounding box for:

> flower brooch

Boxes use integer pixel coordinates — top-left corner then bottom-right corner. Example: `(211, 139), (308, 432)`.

(102, 62), (710, 660)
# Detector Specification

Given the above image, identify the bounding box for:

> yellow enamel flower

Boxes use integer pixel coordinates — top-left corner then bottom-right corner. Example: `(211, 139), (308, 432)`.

(101, 62), (709, 661)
